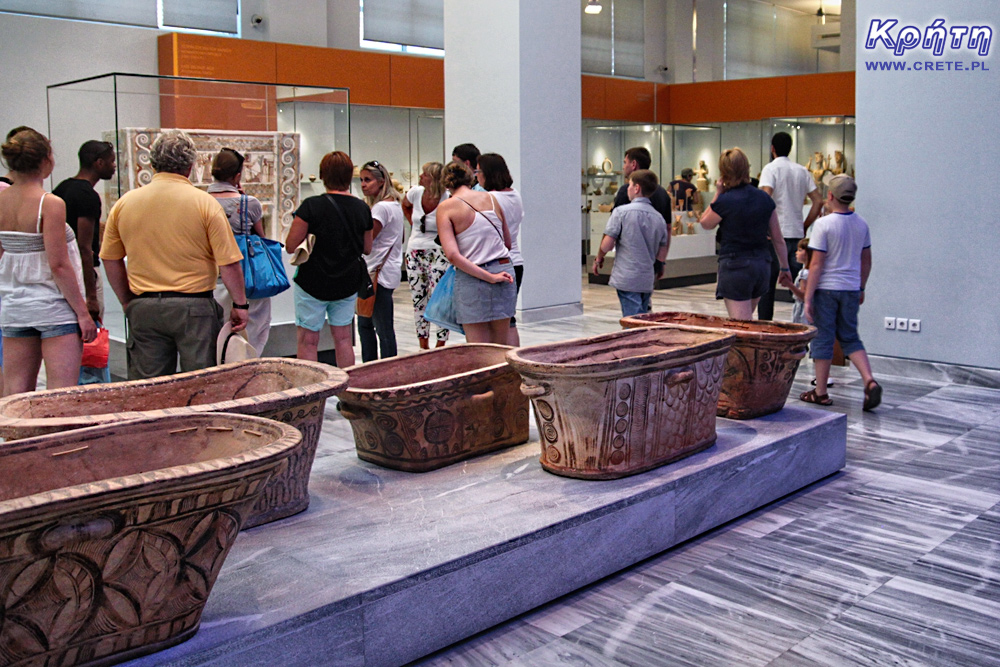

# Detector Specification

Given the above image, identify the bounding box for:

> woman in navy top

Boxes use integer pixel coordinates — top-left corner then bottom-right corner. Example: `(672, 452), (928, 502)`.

(699, 147), (792, 320)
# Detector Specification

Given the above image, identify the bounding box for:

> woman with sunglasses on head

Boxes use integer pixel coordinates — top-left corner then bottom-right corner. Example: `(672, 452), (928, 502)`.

(400, 161), (450, 349)
(476, 153), (523, 345)
(435, 162), (515, 345)
(357, 160), (403, 361)
(0, 128), (97, 395)
(208, 147), (273, 354)
(285, 151), (372, 368)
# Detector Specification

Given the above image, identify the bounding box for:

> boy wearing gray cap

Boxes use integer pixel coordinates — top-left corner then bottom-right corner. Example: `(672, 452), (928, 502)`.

(800, 174), (882, 411)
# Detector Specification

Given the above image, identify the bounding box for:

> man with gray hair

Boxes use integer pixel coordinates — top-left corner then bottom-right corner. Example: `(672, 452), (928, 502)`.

(101, 130), (248, 379)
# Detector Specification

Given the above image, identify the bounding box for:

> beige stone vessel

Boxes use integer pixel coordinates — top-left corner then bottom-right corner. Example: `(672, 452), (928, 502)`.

(337, 345), (530, 472)
(0, 359), (348, 528)
(0, 413), (301, 667)
(620, 312), (817, 419)
(506, 328), (735, 480)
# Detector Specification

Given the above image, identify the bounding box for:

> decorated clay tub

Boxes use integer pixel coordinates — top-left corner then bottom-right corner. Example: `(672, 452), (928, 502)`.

(0, 359), (348, 528)
(0, 413), (300, 667)
(506, 327), (735, 480)
(337, 344), (530, 472)
(620, 312), (817, 419)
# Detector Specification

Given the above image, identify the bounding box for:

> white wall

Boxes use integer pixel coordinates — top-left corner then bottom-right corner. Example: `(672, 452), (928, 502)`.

(856, 0), (1000, 369)
(0, 13), (160, 151)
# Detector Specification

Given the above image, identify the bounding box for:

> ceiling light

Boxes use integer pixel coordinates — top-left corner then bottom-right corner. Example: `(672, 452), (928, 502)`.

(585, 0), (602, 15)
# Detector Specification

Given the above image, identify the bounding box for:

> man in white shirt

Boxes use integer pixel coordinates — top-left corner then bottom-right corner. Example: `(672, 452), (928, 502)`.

(758, 131), (824, 320)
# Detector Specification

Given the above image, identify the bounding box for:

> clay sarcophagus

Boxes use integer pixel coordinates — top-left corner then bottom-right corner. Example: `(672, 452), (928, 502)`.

(0, 413), (300, 667)
(0, 359), (348, 528)
(337, 345), (530, 472)
(506, 328), (735, 480)
(620, 312), (817, 419)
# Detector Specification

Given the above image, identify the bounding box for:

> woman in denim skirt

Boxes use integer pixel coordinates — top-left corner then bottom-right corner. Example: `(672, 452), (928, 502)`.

(434, 162), (515, 344)
(699, 147), (792, 320)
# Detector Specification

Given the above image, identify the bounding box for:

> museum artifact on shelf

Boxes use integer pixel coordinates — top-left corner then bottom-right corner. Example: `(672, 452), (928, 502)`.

(620, 312), (817, 419)
(0, 413), (301, 667)
(506, 327), (735, 480)
(0, 359), (348, 528)
(337, 345), (530, 472)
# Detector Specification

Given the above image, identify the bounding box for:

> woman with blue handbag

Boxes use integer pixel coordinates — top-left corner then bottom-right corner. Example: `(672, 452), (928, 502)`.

(434, 162), (515, 345)
(208, 147), (279, 354)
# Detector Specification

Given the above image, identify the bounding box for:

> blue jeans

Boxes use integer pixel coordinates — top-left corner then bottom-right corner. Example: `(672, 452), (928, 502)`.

(810, 289), (865, 359)
(358, 285), (397, 362)
(617, 290), (651, 317)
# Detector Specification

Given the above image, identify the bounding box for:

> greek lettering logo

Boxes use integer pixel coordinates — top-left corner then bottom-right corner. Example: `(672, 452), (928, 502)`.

(865, 19), (993, 57)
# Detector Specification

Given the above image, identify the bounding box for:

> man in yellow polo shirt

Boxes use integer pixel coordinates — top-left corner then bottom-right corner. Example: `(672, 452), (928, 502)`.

(101, 130), (248, 379)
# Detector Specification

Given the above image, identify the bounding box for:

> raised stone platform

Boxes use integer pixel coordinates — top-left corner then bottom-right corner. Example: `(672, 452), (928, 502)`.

(125, 406), (846, 667)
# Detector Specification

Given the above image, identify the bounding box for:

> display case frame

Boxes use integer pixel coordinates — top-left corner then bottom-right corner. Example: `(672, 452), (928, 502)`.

(45, 72), (352, 367)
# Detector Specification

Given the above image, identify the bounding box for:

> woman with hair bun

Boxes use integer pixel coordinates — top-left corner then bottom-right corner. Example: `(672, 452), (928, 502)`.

(0, 127), (97, 394)
(435, 161), (515, 344)
(208, 147), (272, 354)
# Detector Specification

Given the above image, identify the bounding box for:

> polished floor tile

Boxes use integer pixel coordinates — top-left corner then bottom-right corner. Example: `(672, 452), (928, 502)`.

(410, 280), (1000, 667)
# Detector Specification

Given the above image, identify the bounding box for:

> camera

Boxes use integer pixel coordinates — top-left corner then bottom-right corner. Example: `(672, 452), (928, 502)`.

(251, 14), (264, 27)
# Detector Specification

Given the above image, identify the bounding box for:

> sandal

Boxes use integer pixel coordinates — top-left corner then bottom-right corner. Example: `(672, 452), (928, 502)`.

(800, 389), (833, 406)
(863, 380), (882, 412)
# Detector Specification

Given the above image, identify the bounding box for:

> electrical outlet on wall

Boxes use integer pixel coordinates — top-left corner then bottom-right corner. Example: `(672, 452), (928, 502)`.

(896, 317), (909, 331)
(884, 317), (895, 330)
(909, 319), (921, 332)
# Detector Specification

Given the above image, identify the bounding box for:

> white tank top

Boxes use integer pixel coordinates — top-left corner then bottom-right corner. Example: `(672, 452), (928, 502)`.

(454, 197), (510, 266)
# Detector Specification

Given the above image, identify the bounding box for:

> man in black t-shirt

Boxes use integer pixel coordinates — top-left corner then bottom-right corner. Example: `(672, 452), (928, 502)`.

(668, 168), (701, 212)
(613, 146), (671, 224)
(52, 140), (116, 321)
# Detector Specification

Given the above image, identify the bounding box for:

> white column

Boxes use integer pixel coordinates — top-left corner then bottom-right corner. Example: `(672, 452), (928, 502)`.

(444, 0), (583, 322)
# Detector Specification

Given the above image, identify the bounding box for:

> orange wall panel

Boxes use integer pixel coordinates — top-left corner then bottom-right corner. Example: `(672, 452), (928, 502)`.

(655, 84), (671, 124)
(786, 72), (855, 117)
(603, 79), (656, 122)
(669, 77), (786, 124)
(581, 75), (606, 119)
(390, 56), (444, 109)
(276, 44), (391, 106)
(159, 33), (277, 82)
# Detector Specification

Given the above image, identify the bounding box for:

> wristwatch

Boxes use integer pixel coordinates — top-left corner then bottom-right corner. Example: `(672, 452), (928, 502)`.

(233, 302), (250, 310)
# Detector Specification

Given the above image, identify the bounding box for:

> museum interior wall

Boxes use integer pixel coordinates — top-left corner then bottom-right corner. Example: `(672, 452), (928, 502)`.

(855, 0), (999, 370)
(3, 1), (993, 370)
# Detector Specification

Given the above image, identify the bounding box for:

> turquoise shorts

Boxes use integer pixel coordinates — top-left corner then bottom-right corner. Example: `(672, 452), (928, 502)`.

(294, 284), (356, 330)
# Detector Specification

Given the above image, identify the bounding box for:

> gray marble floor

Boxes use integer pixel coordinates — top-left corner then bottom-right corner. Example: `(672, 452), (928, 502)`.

(382, 279), (1000, 667)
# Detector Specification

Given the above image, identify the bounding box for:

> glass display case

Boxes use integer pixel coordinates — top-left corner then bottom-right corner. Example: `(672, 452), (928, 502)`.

(583, 122), (721, 286)
(763, 116), (856, 199)
(46, 73), (351, 365)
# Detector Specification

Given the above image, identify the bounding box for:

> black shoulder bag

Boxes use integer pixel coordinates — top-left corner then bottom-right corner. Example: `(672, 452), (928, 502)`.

(325, 194), (374, 300)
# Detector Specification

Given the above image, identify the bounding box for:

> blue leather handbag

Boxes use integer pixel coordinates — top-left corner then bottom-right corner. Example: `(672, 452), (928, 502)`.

(236, 194), (290, 299)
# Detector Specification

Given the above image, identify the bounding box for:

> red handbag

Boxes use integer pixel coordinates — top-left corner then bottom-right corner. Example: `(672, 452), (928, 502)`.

(81, 327), (110, 369)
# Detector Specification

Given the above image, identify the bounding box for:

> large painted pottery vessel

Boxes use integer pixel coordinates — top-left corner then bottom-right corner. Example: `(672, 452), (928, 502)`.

(0, 359), (348, 528)
(620, 312), (817, 419)
(337, 344), (530, 472)
(506, 327), (735, 480)
(0, 413), (301, 667)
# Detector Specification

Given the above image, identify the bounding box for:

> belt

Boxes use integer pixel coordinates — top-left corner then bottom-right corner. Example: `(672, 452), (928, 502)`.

(132, 290), (214, 299)
(481, 257), (511, 265)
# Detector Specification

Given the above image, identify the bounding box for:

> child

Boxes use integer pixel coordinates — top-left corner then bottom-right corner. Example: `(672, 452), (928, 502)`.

(799, 174), (882, 411)
(789, 238), (811, 324)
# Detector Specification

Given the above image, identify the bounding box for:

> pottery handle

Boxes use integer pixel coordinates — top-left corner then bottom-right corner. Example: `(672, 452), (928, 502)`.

(520, 382), (550, 398)
(469, 390), (495, 405)
(665, 369), (695, 386)
(781, 348), (808, 362)
(337, 402), (370, 421)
